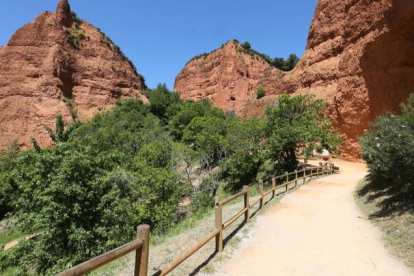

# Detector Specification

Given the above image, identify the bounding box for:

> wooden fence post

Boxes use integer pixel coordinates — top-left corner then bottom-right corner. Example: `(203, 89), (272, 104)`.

(135, 224), (150, 276)
(271, 178), (276, 198)
(305, 168), (308, 183)
(243, 185), (250, 221)
(285, 172), (289, 192)
(295, 170), (298, 187)
(215, 198), (223, 252)
(259, 180), (264, 208)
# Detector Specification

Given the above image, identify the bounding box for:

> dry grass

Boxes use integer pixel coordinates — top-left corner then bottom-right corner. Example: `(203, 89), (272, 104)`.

(355, 179), (414, 271)
(92, 200), (255, 276)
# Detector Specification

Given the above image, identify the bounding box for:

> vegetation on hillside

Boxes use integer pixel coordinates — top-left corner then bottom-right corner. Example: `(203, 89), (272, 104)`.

(256, 88), (266, 99)
(187, 40), (300, 71)
(239, 40), (300, 71)
(0, 86), (339, 275)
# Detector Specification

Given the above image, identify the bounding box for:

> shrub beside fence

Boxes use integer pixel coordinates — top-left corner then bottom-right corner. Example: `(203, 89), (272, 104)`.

(57, 225), (150, 276)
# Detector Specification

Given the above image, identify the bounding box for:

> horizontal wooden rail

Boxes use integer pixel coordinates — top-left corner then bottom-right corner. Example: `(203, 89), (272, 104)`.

(286, 171), (297, 177)
(223, 208), (249, 229)
(159, 229), (220, 276)
(219, 190), (247, 206)
(250, 197), (262, 208)
(263, 188), (274, 197)
(58, 225), (150, 276)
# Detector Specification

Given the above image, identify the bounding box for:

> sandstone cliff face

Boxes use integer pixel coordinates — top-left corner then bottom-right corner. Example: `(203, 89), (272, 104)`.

(176, 0), (414, 160)
(175, 41), (271, 114)
(0, 0), (147, 150)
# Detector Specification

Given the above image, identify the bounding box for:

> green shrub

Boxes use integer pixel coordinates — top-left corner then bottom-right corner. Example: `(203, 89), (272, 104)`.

(256, 88), (266, 99)
(71, 12), (82, 29)
(66, 33), (79, 49)
(65, 27), (87, 49)
(360, 94), (414, 192)
(77, 29), (86, 40)
(241, 41), (251, 50)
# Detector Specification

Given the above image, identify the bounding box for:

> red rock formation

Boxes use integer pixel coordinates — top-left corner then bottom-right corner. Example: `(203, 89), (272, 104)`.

(175, 41), (270, 114)
(176, 0), (414, 160)
(0, 0), (147, 150)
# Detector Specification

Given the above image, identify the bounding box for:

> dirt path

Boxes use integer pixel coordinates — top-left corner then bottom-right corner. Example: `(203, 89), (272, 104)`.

(214, 159), (413, 276)
(3, 234), (40, 250)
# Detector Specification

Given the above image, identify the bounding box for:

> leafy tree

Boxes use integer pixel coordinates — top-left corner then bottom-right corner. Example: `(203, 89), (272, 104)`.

(132, 159), (189, 233)
(0, 140), (20, 219)
(171, 143), (198, 187)
(31, 137), (42, 153)
(241, 41), (251, 50)
(169, 98), (220, 140)
(271, 54), (300, 71)
(221, 117), (267, 191)
(182, 116), (232, 197)
(264, 94), (340, 172)
(271, 57), (285, 69)
(45, 114), (77, 144)
(284, 54), (300, 71)
(182, 116), (230, 163)
(145, 83), (180, 124)
(0, 142), (137, 274)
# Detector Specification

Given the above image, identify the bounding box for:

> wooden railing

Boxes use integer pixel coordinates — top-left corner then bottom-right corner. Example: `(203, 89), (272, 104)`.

(158, 163), (335, 275)
(57, 225), (150, 276)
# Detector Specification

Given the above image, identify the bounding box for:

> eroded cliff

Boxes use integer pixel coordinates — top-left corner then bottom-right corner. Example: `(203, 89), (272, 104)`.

(0, 0), (147, 150)
(176, 0), (414, 160)
(175, 41), (271, 115)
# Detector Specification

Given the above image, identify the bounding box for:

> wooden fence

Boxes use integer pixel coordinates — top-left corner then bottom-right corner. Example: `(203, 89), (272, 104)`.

(57, 225), (150, 276)
(158, 163), (336, 275)
(59, 163), (336, 275)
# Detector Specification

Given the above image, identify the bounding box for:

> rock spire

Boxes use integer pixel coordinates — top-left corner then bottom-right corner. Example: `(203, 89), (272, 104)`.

(55, 0), (73, 27)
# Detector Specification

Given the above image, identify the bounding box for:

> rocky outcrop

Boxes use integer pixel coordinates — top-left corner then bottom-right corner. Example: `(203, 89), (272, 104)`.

(0, 0), (147, 150)
(174, 41), (271, 114)
(176, 0), (414, 160)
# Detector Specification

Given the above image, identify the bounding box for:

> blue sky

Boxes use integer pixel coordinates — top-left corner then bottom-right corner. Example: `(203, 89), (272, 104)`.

(0, 0), (318, 90)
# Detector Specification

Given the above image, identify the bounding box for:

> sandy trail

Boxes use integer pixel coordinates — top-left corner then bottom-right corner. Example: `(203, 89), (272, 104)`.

(214, 159), (413, 276)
